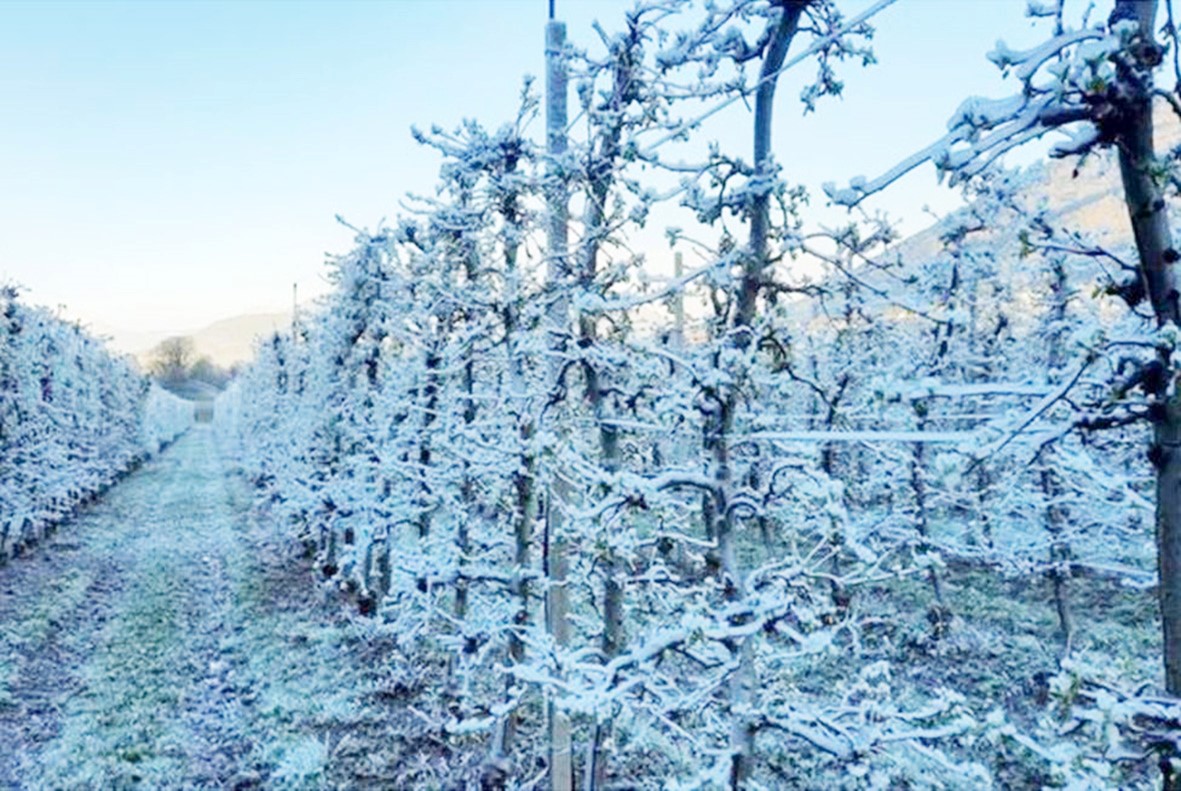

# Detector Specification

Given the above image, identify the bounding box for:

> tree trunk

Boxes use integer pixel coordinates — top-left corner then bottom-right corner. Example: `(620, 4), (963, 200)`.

(725, 5), (806, 785)
(417, 346), (440, 540)
(487, 138), (534, 776)
(1111, 0), (1181, 695)
(735, 0), (807, 331)
(1157, 405), (1181, 694)
(910, 408), (946, 607)
(1041, 257), (1072, 653)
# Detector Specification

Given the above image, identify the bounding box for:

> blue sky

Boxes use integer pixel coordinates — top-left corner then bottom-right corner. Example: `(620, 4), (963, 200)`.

(0, 0), (1086, 346)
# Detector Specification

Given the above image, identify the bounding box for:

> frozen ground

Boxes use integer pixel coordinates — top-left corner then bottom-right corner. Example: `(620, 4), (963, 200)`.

(0, 427), (427, 789)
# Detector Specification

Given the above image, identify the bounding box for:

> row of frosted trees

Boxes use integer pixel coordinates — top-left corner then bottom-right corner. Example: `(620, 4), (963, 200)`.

(220, 1), (1176, 788)
(0, 286), (191, 561)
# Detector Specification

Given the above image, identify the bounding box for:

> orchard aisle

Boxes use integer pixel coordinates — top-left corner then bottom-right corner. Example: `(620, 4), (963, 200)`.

(0, 427), (419, 789)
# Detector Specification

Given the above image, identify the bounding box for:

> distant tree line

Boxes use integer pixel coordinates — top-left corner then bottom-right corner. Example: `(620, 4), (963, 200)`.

(146, 336), (233, 396)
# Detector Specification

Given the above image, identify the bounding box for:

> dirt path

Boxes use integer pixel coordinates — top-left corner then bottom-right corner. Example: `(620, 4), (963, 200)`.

(0, 427), (420, 790)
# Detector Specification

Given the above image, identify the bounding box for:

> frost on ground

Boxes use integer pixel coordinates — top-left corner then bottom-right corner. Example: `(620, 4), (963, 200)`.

(0, 427), (427, 789)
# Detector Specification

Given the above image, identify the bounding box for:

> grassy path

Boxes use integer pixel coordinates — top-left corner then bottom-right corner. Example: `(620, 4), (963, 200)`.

(0, 427), (416, 790)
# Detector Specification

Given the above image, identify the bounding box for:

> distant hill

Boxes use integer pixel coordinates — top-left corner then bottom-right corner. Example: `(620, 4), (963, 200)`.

(128, 312), (293, 370)
(888, 100), (1181, 282)
(185, 312), (293, 368)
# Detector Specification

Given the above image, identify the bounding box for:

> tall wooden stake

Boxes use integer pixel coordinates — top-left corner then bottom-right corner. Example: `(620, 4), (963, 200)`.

(671, 251), (685, 348)
(545, 7), (573, 790)
(292, 282), (299, 338)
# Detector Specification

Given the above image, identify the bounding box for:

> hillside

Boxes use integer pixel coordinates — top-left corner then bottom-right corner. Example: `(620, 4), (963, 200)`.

(180, 312), (293, 369)
(121, 312), (293, 370)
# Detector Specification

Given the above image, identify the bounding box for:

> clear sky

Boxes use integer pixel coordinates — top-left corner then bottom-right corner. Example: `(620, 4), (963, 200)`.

(0, 0), (1086, 349)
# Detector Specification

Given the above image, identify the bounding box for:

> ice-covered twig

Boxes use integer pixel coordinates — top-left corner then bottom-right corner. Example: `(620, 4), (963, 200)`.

(639, 0), (900, 158)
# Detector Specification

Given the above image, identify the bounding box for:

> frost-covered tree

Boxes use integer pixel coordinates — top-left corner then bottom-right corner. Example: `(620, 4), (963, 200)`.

(0, 287), (190, 559)
(836, 0), (1181, 692)
(216, 0), (1181, 787)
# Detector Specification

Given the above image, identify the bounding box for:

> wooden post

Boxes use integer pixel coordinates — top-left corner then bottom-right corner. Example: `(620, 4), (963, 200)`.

(544, 9), (574, 791)
(291, 282), (299, 339)
(671, 251), (685, 348)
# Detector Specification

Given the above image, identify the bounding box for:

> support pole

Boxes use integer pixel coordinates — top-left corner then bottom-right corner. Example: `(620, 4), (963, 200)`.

(544, 9), (573, 791)
(671, 252), (685, 348)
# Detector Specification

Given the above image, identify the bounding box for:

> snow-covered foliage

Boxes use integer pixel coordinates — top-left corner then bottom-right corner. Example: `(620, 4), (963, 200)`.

(0, 287), (191, 559)
(218, 0), (1174, 787)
